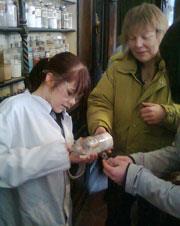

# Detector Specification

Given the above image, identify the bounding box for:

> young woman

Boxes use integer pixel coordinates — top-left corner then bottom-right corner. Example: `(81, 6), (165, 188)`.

(0, 52), (96, 226)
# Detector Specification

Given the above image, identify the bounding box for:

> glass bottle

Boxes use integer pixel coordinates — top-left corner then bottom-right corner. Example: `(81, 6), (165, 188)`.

(60, 5), (67, 29)
(5, 0), (17, 27)
(34, 0), (42, 28)
(56, 6), (61, 29)
(67, 12), (72, 29)
(9, 35), (22, 78)
(25, 0), (36, 27)
(72, 132), (113, 155)
(0, 48), (4, 82)
(0, 0), (6, 26)
(11, 52), (21, 78)
(41, 3), (48, 28)
(48, 4), (57, 29)
(3, 48), (12, 80)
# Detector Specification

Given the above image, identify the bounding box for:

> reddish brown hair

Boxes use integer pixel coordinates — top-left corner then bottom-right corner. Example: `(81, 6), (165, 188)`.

(28, 52), (91, 96)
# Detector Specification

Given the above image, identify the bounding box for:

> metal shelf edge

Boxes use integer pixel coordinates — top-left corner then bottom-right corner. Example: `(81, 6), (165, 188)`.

(0, 27), (22, 32)
(0, 77), (25, 88)
(28, 28), (76, 32)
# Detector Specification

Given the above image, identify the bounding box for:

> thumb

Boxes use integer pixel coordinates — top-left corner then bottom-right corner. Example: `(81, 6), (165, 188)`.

(141, 102), (155, 107)
(103, 159), (113, 170)
(95, 127), (107, 135)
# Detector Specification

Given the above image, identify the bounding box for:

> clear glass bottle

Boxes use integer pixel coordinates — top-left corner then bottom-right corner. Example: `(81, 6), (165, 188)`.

(3, 49), (12, 80)
(0, 48), (4, 82)
(28, 47), (33, 72)
(25, 0), (36, 27)
(56, 6), (61, 29)
(34, 0), (42, 28)
(67, 12), (72, 29)
(60, 5), (67, 29)
(5, 0), (17, 27)
(72, 132), (113, 155)
(41, 3), (48, 28)
(0, 0), (6, 26)
(48, 4), (57, 29)
(11, 52), (21, 78)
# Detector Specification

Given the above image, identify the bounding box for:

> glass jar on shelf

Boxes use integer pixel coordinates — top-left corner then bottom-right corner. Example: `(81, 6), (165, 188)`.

(68, 12), (72, 29)
(11, 52), (21, 78)
(61, 5), (73, 29)
(2, 49), (12, 81)
(56, 6), (61, 29)
(8, 35), (22, 78)
(25, 0), (36, 27)
(0, 0), (6, 26)
(0, 49), (4, 82)
(5, 0), (17, 27)
(34, 0), (42, 28)
(41, 3), (48, 28)
(28, 47), (33, 72)
(61, 5), (67, 29)
(47, 4), (57, 29)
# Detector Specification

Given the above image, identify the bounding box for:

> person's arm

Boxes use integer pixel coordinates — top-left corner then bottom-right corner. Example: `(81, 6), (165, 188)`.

(161, 103), (180, 131)
(131, 145), (180, 177)
(0, 110), (70, 188)
(126, 164), (180, 219)
(87, 66), (114, 134)
(103, 157), (180, 219)
(139, 102), (180, 131)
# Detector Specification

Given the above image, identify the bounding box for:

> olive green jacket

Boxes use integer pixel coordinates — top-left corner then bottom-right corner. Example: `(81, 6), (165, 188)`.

(87, 52), (180, 154)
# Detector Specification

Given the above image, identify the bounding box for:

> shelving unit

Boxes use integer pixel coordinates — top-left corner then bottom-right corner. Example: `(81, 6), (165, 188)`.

(0, 77), (25, 88)
(0, 0), (78, 101)
(28, 28), (75, 32)
(0, 27), (22, 32)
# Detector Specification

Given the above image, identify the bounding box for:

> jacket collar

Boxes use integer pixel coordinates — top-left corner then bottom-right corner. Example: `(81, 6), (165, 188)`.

(111, 52), (168, 107)
(113, 53), (137, 74)
(113, 52), (166, 75)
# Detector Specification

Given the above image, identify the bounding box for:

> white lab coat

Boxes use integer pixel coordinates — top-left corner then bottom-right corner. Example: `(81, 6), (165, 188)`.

(0, 90), (74, 226)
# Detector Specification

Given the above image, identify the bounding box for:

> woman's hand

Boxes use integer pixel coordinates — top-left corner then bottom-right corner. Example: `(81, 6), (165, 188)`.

(69, 152), (98, 164)
(140, 102), (166, 124)
(67, 142), (98, 163)
(95, 127), (112, 156)
(95, 126), (107, 135)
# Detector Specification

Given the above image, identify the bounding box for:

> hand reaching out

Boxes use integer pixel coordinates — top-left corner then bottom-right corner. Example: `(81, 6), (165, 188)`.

(102, 156), (132, 185)
(140, 102), (166, 125)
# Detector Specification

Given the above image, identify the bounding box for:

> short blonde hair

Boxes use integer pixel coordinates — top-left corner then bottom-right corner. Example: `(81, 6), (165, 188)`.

(121, 3), (168, 46)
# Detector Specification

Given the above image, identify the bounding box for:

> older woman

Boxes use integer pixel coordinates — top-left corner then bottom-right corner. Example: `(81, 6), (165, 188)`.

(103, 19), (180, 221)
(87, 3), (180, 226)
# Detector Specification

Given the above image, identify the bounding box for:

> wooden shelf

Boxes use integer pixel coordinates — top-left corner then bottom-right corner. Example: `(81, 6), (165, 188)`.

(0, 27), (76, 33)
(28, 28), (76, 33)
(0, 27), (21, 33)
(63, 0), (76, 4)
(0, 77), (25, 88)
